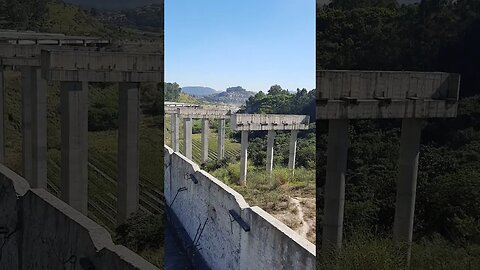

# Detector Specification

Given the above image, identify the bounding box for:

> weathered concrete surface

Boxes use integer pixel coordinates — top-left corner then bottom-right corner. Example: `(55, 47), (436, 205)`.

(201, 119), (209, 163)
(0, 30), (110, 45)
(393, 118), (422, 263)
(0, 67), (4, 163)
(323, 119), (349, 249)
(217, 119), (225, 160)
(164, 145), (316, 270)
(316, 70), (460, 119)
(41, 50), (163, 82)
(178, 107), (230, 119)
(266, 130), (275, 173)
(60, 81), (88, 214)
(240, 131), (248, 186)
(0, 163), (158, 270)
(183, 118), (192, 159)
(231, 114), (310, 131)
(21, 66), (47, 189)
(117, 83), (140, 225)
(288, 130), (298, 171)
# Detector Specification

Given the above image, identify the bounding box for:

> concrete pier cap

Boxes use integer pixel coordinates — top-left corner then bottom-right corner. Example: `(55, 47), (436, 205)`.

(177, 107), (231, 119)
(316, 70), (460, 119)
(230, 114), (310, 131)
(40, 50), (163, 82)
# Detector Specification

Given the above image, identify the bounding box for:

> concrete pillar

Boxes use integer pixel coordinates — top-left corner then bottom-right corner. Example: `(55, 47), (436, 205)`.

(266, 130), (275, 173)
(60, 81), (88, 214)
(288, 130), (299, 171)
(322, 119), (349, 249)
(239, 131), (248, 186)
(217, 119), (225, 160)
(117, 83), (140, 225)
(183, 117), (192, 160)
(22, 67), (48, 189)
(393, 118), (422, 265)
(172, 113), (180, 152)
(201, 118), (209, 163)
(0, 67), (4, 164)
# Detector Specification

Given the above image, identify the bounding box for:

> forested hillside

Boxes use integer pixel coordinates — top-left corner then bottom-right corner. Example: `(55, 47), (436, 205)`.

(317, 0), (480, 268)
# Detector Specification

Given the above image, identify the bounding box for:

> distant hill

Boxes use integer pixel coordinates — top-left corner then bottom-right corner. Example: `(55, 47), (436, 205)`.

(182, 86), (218, 97)
(203, 86), (255, 105)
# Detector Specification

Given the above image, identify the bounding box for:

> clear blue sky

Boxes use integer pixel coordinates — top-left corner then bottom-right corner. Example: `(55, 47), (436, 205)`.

(165, 0), (315, 93)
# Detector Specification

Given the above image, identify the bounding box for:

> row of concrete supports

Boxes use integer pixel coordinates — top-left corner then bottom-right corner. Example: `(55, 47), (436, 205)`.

(239, 129), (299, 185)
(0, 48), (162, 225)
(322, 118), (421, 261)
(1, 66), (141, 222)
(169, 113), (226, 162)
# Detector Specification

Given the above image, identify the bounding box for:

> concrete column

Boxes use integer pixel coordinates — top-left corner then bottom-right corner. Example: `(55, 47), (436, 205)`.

(117, 83), (140, 225)
(172, 113), (180, 152)
(322, 119), (349, 249)
(22, 67), (48, 189)
(183, 117), (192, 160)
(239, 131), (248, 186)
(217, 119), (225, 160)
(288, 130), (299, 171)
(393, 118), (422, 265)
(266, 130), (275, 173)
(201, 118), (209, 163)
(61, 81), (88, 214)
(0, 67), (4, 164)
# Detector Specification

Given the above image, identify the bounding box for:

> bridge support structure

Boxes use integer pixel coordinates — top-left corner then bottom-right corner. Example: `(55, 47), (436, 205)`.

(230, 114), (310, 186)
(316, 70), (461, 265)
(175, 107), (230, 163)
(41, 49), (163, 224)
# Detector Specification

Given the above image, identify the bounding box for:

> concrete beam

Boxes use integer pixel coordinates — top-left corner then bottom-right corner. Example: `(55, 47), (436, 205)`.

(183, 118), (192, 160)
(117, 83), (140, 225)
(322, 119), (349, 249)
(21, 67), (47, 188)
(0, 67), (4, 163)
(266, 130), (275, 173)
(231, 114), (310, 131)
(316, 70), (460, 119)
(240, 131), (248, 186)
(393, 118), (422, 265)
(217, 119), (225, 160)
(317, 70), (460, 100)
(316, 99), (458, 119)
(288, 130), (298, 172)
(41, 50), (163, 82)
(60, 81), (88, 214)
(178, 107), (230, 119)
(201, 119), (209, 163)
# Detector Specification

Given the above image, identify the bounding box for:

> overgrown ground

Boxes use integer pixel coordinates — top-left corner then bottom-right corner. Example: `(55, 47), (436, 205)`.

(164, 115), (317, 243)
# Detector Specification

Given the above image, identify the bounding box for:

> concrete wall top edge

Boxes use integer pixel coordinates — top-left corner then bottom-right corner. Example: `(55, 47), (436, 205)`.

(197, 169), (250, 209)
(249, 206), (316, 255)
(0, 163), (30, 196)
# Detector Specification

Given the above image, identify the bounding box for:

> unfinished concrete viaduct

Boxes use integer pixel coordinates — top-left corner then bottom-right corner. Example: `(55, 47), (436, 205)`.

(317, 70), (460, 266)
(164, 107), (316, 269)
(0, 31), (162, 269)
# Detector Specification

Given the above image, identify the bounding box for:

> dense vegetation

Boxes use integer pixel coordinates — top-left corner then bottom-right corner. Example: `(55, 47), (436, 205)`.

(317, 0), (480, 268)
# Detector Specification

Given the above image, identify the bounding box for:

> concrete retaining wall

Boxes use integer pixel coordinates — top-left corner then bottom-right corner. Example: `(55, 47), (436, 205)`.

(164, 145), (316, 270)
(0, 164), (158, 270)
